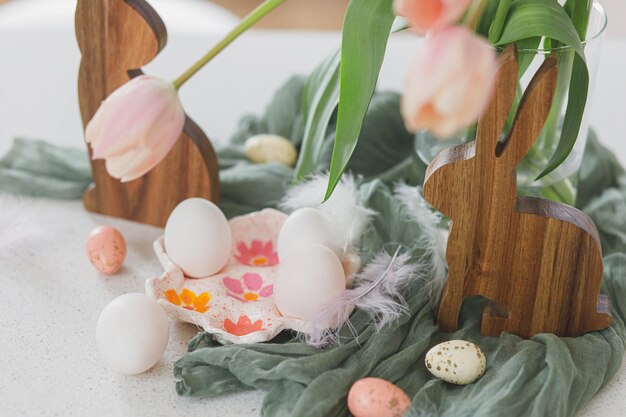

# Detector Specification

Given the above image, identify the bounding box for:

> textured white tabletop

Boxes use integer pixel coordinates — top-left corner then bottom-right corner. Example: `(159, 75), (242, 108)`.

(1, 1), (625, 416)
(0, 197), (266, 417)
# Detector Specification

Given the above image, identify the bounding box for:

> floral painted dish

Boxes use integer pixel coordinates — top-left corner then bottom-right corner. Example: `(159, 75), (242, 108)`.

(145, 208), (360, 344)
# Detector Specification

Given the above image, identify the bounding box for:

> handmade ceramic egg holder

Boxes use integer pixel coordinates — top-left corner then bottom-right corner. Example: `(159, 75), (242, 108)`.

(145, 208), (360, 344)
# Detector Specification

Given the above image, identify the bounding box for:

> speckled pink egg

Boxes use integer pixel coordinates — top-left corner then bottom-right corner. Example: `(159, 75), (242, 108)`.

(86, 226), (126, 275)
(348, 377), (412, 417)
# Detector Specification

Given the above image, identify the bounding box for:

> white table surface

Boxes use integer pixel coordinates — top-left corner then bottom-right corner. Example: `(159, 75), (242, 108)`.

(1, 1), (625, 416)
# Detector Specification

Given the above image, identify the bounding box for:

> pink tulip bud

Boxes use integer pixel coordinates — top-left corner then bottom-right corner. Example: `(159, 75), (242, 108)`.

(393, 0), (472, 35)
(401, 26), (497, 139)
(85, 75), (185, 183)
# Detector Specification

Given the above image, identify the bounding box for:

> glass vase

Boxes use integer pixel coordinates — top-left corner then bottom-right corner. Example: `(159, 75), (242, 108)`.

(415, 2), (607, 206)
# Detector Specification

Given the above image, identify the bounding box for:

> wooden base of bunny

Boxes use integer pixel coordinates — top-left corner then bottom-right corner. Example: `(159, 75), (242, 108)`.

(76, 0), (219, 227)
(434, 180), (611, 338)
(424, 45), (611, 339)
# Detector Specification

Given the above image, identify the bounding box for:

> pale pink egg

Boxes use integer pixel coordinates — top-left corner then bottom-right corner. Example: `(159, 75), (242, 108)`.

(86, 226), (127, 275)
(348, 377), (412, 417)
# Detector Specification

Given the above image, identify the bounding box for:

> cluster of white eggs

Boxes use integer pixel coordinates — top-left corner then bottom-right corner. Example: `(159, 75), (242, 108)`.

(96, 199), (349, 374)
(165, 199), (349, 321)
(274, 207), (347, 320)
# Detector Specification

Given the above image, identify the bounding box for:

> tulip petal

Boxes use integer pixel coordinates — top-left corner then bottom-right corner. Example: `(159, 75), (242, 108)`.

(401, 27), (497, 138)
(90, 82), (163, 157)
(89, 76), (182, 160)
(434, 71), (473, 116)
(104, 147), (155, 182)
(412, 0), (443, 32)
(395, 0), (471, 35)
(119, 153), (160, 183)
(441, 0), (472, 24)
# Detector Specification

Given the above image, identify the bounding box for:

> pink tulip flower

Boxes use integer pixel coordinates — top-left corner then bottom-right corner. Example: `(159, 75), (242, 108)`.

(394, 0), (471, 35)
(86, 75), (185, 182)
(401, 26), (497, 138)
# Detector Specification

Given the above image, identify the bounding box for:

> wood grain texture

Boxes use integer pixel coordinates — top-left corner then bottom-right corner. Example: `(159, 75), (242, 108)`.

(423, 46), (611, 338)
(75, 0), (219, 227)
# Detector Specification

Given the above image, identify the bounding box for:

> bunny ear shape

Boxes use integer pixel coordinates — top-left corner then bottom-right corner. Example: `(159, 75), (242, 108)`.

(497, 53), (558, 168)
(475, 45), (518, 161)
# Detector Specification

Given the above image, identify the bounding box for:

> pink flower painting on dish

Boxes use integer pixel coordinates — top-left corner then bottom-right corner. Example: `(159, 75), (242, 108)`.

(235, 240), (279, 267)
(223, 315), (264, 336)
(223, 273), (273, 302)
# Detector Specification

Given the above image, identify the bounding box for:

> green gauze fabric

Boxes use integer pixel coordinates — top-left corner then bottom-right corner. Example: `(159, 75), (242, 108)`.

(215, 77), (423, 217)
(0, 137), (92, 199)
(173, 78), (626, 417)
(0, 77), (624, 417)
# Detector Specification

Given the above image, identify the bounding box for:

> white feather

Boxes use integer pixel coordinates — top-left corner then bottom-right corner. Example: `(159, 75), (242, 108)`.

(284, 178), (448, 347)
(394, 183), (448, 303)
(279, 174), (375, 250)
(301, 247), (419, 347)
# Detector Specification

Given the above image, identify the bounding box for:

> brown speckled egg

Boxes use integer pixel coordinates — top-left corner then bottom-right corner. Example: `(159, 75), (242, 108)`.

(425, 340), (486, 385)
(347, 377), (412, 417)
(86, 226), (126, 275)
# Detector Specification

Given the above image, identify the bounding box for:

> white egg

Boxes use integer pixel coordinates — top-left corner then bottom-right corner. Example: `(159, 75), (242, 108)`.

(164, 198), (231, 278)
(274, 243), (346, 319)
(96, 293), (169, 375)
(277, 207), (344, 261)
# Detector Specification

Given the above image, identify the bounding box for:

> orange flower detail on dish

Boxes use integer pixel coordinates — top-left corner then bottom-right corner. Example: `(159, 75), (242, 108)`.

(223, 315), (264, 336)
(165, 288), (211, 313)
(235, 240), (279, 267)
(223, 273), (273, 302)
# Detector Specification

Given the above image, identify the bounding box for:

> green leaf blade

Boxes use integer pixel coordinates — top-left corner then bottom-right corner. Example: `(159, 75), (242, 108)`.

(324, 0), (395, 200)
(477, 0), (501, 37)
(564, 0), (592, 39)
(294, 49), (341, 181)
(537, 53), (588, 179)
(488, 0), (512, 43)
(495, 0), (589, 181)
(495, 0), (585, 56)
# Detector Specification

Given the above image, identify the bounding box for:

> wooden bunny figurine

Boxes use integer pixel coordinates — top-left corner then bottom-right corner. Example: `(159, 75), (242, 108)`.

(423, 45), (611, 338)
(76, 0), (219, 227)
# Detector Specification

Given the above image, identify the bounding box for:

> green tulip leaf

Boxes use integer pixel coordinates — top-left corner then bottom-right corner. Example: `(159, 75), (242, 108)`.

(294, 12), (404, 187)
(488, 0), (512, 43)
(477, 0), (501, 37)
(565, 0), (592, 40)
(294, 49), (341, 180)
(494, 0), (589, 180)
(324, 0), (396, 200)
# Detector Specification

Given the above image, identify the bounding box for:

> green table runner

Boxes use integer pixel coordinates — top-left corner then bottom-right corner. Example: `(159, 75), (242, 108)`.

(1, 77), (625, 417)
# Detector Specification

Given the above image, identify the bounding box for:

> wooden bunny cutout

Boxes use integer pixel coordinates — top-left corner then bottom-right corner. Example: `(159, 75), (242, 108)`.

(76, 0), (219, 227)
(423, 46), (611, 338)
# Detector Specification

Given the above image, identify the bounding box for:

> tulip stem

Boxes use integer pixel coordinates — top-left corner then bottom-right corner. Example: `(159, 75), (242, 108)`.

(172, 0), (288, 90)
(464, 0), (489, 31)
